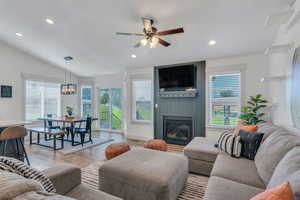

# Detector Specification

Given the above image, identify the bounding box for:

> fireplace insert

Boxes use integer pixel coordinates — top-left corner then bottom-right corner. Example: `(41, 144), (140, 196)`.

(163, 116), (193, 145)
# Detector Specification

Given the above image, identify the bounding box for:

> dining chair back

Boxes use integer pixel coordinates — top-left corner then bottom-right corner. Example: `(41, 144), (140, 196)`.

(86, 117), (92, 132)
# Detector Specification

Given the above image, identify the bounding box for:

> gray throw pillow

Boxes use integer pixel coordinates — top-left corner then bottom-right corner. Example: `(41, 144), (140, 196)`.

(268, 147), (300, 199)
(254, 129), (300, 185)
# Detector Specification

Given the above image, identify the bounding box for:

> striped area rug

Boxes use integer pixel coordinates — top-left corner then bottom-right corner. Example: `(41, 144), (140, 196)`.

(82, 161), (208, 200)
(81, 143), (209, 200)
(127, 139), (185, 153)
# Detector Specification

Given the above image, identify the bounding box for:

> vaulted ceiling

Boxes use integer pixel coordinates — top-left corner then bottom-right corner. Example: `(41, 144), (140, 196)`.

(0, 0), (290, 76)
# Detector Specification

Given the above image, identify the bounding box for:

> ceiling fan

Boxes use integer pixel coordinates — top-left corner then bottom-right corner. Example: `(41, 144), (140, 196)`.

(116, 18), (184, 48)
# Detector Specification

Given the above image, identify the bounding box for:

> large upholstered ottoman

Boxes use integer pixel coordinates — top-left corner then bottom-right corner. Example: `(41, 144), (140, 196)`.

(184, 137), (219, 176)
(99, 148), (188, 200)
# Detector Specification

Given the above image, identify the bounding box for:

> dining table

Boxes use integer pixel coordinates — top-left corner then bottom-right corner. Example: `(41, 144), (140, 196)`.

(0, 120), (32, 159)
(38, 117), (98, 146)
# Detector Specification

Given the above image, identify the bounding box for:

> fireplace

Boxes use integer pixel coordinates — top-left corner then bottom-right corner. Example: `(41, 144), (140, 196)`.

(163, 116), (193, 145)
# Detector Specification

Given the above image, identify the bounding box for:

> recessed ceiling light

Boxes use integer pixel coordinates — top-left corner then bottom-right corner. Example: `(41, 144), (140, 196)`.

(209, 40), (216, 46)
(15, 33), (23, 37)
(131, 54), (137, 58)
(46, 18), (54, 24)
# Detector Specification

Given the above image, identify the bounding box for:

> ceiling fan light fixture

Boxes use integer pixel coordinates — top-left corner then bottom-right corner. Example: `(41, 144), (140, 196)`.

(140, 38), (148, 46)
(151, 37), (159, 44)
(149, 41), (157, 48)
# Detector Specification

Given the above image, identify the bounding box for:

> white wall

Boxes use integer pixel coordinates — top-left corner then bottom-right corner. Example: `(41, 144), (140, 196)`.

(206, 53), (269, 138)
(125, 68), (154, 141)
(0, 40), (79, 121)
(124, 53), (269, 139)
(266, 0), (300, 130)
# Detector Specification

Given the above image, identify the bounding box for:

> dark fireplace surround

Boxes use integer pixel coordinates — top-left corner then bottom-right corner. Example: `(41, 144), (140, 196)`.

(163, 116), (193, 145)
(153, 61), (206, 146)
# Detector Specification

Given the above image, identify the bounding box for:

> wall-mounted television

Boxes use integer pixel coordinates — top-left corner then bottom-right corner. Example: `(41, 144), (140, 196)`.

(1, 85), (12, 98)
(159, 65), (196, 91)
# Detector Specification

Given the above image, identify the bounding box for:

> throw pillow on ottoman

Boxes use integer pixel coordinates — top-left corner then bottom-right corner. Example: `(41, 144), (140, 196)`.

(105, 143), (131, 160)
(144, 139), (168, 152)
(99, 149), (188, 200)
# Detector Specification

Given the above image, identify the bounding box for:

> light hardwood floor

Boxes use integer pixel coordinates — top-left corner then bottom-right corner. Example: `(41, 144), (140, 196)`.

(26, 132), (126, 171)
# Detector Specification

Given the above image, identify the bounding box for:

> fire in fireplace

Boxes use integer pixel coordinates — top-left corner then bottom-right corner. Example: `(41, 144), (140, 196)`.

(163, 116), (193, 145)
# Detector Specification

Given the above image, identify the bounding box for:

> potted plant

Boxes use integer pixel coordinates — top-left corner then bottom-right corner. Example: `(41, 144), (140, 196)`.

(66, 106), (74, 117)
(239, 94), (268, 125)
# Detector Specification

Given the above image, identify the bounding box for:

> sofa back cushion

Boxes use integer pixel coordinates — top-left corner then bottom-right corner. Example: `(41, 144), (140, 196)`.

(0, 171), (75, 200)
(268, 147), (300, 198)
(254, 129), (300, 185)
(257, 123), (281, 142)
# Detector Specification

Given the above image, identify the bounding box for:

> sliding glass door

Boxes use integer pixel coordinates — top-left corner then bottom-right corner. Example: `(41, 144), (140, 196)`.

(99, 88), (123, 131)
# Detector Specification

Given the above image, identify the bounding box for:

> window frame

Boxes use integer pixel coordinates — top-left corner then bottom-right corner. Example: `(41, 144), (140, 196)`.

(131, 78), (153, 123)
(24, 79), (62, 121)
(80, 85), (93, 117)
(207, 71), (243, 128)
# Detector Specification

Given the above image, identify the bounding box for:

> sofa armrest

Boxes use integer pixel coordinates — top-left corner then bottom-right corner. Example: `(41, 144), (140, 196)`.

(42, 165), (81, 195)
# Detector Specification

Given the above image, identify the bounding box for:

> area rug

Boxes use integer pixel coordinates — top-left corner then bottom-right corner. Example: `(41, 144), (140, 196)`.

(128, 139), (185, 153)
(82, 161), (209, 200)
(59, 137), (114, 155)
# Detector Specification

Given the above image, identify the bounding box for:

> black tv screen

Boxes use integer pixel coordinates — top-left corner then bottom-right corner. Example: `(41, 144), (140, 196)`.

(159, 65), (196, 90)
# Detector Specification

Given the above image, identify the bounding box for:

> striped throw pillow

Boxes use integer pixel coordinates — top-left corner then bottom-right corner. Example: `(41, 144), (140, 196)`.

(0, 156), (56, 193)
(217, 131), (242, 158)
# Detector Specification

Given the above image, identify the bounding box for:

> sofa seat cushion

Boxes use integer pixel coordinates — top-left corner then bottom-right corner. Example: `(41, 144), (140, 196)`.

(99, 149), (188, 200)
(66, 184), (121, 200)
(268, 147), (300, 199)
(183, 137), (219, 162)
(211, 154), (265, 188)
(204, 176), (264, 200)
(255, 130), (300, 185)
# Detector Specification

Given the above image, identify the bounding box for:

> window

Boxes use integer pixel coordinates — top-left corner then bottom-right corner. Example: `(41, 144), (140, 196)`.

(209, 73), (241, 126)
(132, 80), (152, 122)
(81, 86), (92, 117)
(99, 88), (123, 130)
(291, 47), (300, 128)
(25, 80), (61, 120)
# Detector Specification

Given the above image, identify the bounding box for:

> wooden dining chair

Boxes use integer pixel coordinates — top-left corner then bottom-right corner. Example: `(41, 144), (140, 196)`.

(47, 114), (60, 129)
(0, 126), (30, 165)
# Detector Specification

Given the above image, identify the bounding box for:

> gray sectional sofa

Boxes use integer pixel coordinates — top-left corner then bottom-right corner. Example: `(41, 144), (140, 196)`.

(184, 123), (300, 200)
(0, 164), (121, 200)
(42, 165), (121, 200)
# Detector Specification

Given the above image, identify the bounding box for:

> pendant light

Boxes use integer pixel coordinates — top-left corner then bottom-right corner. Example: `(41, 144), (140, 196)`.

(61, 56), (77, 95)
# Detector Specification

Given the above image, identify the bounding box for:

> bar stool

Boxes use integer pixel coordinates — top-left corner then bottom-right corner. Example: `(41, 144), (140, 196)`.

(0, 126), (30, 165)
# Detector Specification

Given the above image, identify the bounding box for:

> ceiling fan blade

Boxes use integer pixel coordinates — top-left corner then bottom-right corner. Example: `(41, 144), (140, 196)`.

(157, 28), (184, 36)
(158, 38), (171, 47)
(142, 18), (153, 32)
(116, 32), (145, 36)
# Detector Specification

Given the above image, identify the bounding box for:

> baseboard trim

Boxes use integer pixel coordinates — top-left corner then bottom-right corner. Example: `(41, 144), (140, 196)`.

(127, 135), (153, 141)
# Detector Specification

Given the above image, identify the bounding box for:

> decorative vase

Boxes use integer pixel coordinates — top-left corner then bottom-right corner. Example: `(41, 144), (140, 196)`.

(67, 111), (73, 116)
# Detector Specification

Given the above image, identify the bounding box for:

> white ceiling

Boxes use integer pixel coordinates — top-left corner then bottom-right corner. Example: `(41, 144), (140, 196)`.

(0, 0), (290, 77)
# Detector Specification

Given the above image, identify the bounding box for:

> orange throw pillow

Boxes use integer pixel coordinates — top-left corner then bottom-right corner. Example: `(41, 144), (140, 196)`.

(251, 182), (294, 200)
(232, 122), (258, 136)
